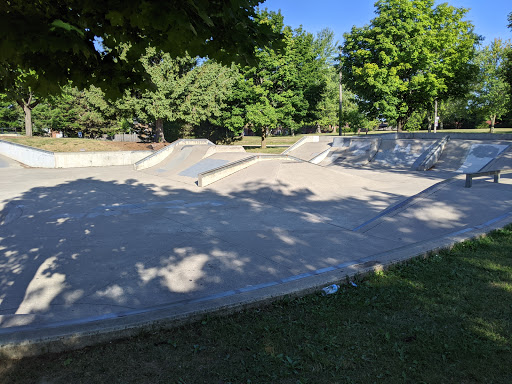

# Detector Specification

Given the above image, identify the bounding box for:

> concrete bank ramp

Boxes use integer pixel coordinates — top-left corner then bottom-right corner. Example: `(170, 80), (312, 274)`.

(370, 139), (436, 169)
(283, 136), (333, 161)
(141, 144), (249, 184)
(433, 140), (510, 173)
(316, 137), (380, 167)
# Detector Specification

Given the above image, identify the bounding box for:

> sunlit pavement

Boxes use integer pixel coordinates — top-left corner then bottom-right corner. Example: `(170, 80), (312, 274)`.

(1, 157), (512, 357)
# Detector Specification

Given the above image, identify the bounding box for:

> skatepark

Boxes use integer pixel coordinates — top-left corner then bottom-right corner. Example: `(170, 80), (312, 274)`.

(1, 132), (512, 357)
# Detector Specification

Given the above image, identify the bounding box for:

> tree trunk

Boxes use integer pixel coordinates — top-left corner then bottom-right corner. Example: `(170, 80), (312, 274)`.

(17, 93), (38, 137)
(155, 118), (165, 142)
(261, 129), (267, 149)
(397, 118), (403, 132)
(23, 103), (33, 137)
(490, 115), (496, 133)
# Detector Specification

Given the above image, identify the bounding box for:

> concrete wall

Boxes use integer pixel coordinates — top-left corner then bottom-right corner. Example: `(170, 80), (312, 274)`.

(388, 132), (512, 141)
(54, 151), (151, 168)
(0, 139), (55, 168)
(0, 139), (151, 168)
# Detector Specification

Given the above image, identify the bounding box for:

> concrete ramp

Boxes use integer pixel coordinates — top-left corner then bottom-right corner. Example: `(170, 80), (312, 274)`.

(142, 145), (249, 185)
(317, 137), (380, 167)
(433, 140), (510, 173)
(480, 145), (512, 172)
(283, 136), (333, 161)
(370, 139), (436, 168)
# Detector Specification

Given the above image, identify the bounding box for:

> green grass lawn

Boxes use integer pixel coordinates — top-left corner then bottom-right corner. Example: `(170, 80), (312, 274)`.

(1, 227), (511, 383)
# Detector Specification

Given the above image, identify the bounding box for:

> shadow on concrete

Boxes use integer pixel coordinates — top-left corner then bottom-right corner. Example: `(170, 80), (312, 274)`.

(0, 174), (410, 330)
(1, 169), (511, 357)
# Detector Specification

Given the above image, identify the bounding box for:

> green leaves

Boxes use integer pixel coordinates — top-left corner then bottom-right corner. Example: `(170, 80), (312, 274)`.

(0, 0), (279, 97)
(341, 0), (479, 129)
(49, 20), (85, 37)
(471, 39), (512, 130)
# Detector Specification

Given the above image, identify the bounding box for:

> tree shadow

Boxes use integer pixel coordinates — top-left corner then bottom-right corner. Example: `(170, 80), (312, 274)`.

(0, 168), (510, 335)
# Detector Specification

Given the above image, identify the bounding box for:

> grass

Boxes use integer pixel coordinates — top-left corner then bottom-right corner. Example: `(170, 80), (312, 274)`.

(0, 137), (149, 152)
(1, 226), (512, 383)
(244, 146), (286, 154)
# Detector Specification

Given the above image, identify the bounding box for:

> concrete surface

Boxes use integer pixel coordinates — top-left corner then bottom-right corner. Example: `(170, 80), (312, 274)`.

(2, 136), (512, 357)
(0, 140), (55, 168)
(0, 140), (152, 168)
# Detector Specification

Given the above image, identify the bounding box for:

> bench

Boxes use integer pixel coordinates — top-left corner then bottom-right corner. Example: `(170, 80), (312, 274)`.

(464, 169), (512, 188)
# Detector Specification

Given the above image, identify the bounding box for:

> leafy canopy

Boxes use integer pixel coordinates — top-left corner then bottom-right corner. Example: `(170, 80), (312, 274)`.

(0, 0), (277, 97)
(341, 0), (480, 129)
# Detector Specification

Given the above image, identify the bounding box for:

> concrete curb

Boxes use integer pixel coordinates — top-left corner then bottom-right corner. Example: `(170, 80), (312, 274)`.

(1, 209), (511, 359)
(416, 136), (450, 171)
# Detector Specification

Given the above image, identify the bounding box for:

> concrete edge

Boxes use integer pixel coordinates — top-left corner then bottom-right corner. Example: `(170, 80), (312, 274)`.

(134, 139), (215, 171)
(0, 139), (55, 168)
(353, 175), (464, 232)
(366, 137), (382, 164)
(197, 154), (306, 187)
(310, 148), (331, 164)
(478, 144), (512, 172)
(1, 210), (511, 359)
(281, 135), (319, 155)
(416, 136), (450, 171)
(393, 132), (512, 141)
(0, 139), (154, 168)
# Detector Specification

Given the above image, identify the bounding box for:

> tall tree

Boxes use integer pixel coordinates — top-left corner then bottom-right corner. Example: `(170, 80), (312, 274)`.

(219, 11), (334, 147)
(34, 84), (122, 137)
(341, 0), (480, 131)
(503, 13), (512, 105)
(2, 69), (42, 136)
(126, 48), (237, 142)
(472, 39), (511, 132)
(0, 0), (279, 98)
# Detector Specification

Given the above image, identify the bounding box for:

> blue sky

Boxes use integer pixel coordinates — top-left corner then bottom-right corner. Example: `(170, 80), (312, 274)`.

(260, 0), (511, 45)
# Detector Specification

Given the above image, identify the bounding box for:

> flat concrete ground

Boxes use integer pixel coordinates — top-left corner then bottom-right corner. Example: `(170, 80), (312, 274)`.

(1, 157), (512, 343)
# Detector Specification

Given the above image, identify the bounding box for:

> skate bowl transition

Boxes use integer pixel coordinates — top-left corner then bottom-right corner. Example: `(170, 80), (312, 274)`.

(1, 132), (512, 358)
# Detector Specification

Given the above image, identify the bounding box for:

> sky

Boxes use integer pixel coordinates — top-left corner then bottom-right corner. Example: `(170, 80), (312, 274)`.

(260, 0), (511, 46)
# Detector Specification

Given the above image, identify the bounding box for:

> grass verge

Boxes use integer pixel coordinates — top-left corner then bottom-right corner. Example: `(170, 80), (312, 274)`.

(1, 226), (511, 383)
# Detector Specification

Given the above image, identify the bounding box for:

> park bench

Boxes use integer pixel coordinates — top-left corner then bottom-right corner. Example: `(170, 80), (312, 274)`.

(465, 169), (512, 188)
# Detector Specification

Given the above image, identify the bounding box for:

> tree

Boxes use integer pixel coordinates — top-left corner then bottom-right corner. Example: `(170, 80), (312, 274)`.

(503, 14), (512, 105)
(341, 0), (480, 131)
(472, 39), (511, 132)
(0, 0), (278, 98)
(126, 48), (238, 142)
(0, 94), (22, 130)
(2, 69), (42, 137)
(217, 11), (334, 147)
(33, 84), (122, 137)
